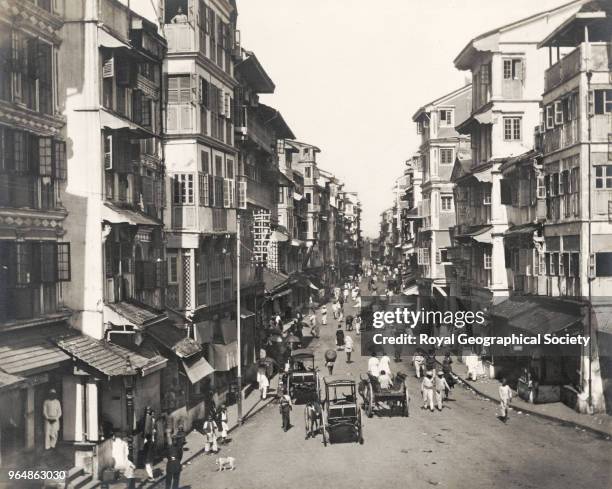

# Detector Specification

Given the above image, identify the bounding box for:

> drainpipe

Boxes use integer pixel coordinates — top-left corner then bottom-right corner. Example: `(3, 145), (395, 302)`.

(584, 26), (593, 413)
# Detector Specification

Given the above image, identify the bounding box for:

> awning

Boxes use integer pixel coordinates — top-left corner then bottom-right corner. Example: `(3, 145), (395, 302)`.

(100, 109), (143, 133)
(271, 289), (292, 300)
(0, 370), (27, 393)
(217, 318), (237, 344)
(194, 320), (215, 344)
(436, 232), (452, 249)
(263, 269), (290, 292)
(455, 225), (493, 244)
(293, 192), (304, 201)
(0, 323), (72, 376)
(491, 297), (582, 335)
(241, 308), (255, 319)
(473, 168), (492, 183)
(181, 356), (214, 384)
(106, 301), (166, 328)
(291, 239), (306, 247)
(146, 321), (201, 358)
(402, 284), (419, 295)
(504, 223), (540, 237)
(269, 230), (289, 243)
(211, 342), (239, 371)
(56, 335), (167, 377)
(474, 110), (493, 125)
(102, 203), (161, 227)
(98, 28), (130, 49)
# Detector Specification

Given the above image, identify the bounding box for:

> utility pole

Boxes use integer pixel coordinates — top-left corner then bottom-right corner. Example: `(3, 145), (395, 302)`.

(236, 213), (243, 424)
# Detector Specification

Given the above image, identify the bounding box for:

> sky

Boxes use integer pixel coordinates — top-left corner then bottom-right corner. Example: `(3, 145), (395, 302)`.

(236, 0), (572, 237)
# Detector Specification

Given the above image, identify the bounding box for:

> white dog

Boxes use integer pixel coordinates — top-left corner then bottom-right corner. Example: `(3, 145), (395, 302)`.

(216, 456), (236, 471)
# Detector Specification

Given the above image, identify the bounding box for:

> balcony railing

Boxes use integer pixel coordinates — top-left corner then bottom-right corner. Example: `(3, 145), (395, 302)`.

(545, 43), (610, 92)
(543, 119), (579, 153)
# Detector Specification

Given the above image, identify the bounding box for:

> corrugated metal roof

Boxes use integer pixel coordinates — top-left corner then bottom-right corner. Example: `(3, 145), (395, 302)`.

(56, 335), (166, 377)
(0, 323), (72, 376)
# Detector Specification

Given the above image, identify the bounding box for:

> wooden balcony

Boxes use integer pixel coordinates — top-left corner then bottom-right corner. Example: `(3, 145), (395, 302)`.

(544, 43), (610, 92)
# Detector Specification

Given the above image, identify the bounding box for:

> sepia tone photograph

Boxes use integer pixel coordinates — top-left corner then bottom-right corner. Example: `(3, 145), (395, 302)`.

(0, 0), (611, 488)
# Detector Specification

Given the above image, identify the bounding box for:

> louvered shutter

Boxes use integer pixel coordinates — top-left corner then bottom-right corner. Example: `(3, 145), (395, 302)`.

(238, 180), (247, 209)
(208, 174), (214, 206)
(41, 242), (57, 283)
(223, 178), (231, 208)
(168, 76), (179, 104)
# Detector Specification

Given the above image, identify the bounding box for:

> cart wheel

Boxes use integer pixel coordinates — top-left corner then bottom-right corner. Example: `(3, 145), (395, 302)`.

(366, 384), (374, 418)
(357, 409), (364, 444)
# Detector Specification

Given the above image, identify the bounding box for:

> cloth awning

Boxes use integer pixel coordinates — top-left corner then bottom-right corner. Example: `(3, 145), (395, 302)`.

(269, 230), (289, 243)
(0, 323), (72, 376)
(98, 28), (130, 49)
(211, 342), (239, 371)
(271, 289), (292, 300)
(181, 356), (214, 384)
(504, 223), (540, 237)
(241, 308), (255, 319)
(474, 110), (493, 125)
(194, 320), (215, 344)
(402, 284), (419, 295)
(102, 203), (161, 227)
(217, 318), (237, 344)
(456, 225), (493, 244)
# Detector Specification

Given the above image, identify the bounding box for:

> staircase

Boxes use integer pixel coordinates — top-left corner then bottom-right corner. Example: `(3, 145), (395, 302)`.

(63, 467), (99, 489)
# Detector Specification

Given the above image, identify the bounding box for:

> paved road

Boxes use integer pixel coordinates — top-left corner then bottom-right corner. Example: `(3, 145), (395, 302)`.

(176, 293), (611, 489)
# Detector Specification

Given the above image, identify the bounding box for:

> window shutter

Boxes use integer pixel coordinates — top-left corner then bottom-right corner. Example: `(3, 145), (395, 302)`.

(435, 250), (441, 264)
(500, 179), (512, 205)
(103, 134), (113, 169)
(180, 105), (192, 131)
(102, 56), (114, 78)
(223, 178), (231, 208)
(41, 242), (57, 283)
(208, 174), (214, 206)
(53, 140), (67, 180)
(167, 105), (179, 131)
(238, 180), (247, 209)
(178, 76), (191, 103)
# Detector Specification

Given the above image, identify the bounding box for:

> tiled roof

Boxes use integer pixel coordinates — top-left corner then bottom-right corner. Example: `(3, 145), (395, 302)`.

(0, 323), (73, 376)
(107, 301), (165, 326)
(56, 335), (166, 377)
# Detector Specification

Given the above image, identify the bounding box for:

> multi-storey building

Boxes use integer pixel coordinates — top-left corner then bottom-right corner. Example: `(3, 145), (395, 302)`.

(450, 2), (581, 326)
(57, 0), (174, 464)
(341, 191), (362, 277)
(532, 0), (610, 413)
(400, 155), (423, 290)
(277, 145), (307, 275)
(413, 85), (471, 309)
(287, 140), (324, 270)
(233, 49), (294, 355)
(0, 0), (72, 467)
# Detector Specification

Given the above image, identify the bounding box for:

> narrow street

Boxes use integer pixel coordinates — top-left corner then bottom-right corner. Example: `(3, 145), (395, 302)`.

(173, 292), (610, 489)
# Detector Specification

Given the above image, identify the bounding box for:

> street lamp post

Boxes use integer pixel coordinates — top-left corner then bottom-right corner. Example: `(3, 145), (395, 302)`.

(236, 214), (243, 424)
